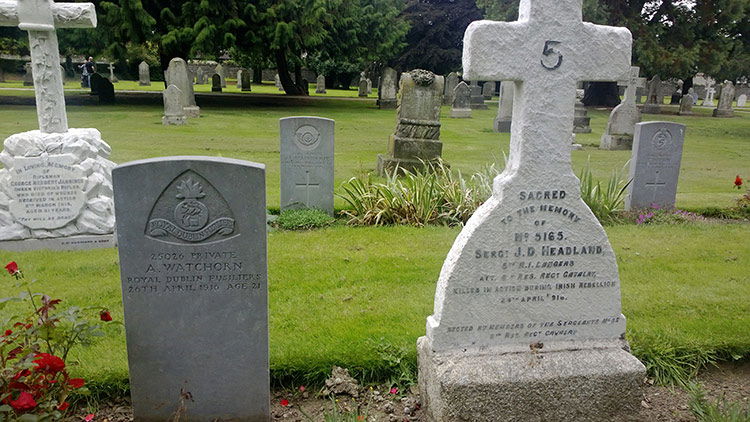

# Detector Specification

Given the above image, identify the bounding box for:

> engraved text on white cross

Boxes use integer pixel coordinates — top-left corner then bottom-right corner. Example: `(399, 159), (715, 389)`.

(294, 171), (320, 207)
(462, 0), (632, 179)
(0, 0), (97, 133)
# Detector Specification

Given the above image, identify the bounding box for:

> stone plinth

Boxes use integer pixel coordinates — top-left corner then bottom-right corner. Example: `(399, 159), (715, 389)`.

(573, 101), (591, 133)
(377, 69), (445, 176)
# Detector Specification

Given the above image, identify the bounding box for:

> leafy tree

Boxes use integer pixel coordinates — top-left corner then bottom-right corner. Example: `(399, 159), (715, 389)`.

(392, 0), (484, 75)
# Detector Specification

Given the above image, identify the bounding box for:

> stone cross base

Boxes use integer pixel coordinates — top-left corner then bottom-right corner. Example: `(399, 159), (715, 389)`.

(377, 154), (447, 176)
(378, 99), (397, 109)
(712, 108), (733, 118)
(184, 106), (200, 118)
(450, 108), (471, 118)
(163, 115), (187, 126)
(417, 337), (645, 422)
(493, 118), (511, 133)
(641, 104), (661, 114)
(600, 133), (633, 150)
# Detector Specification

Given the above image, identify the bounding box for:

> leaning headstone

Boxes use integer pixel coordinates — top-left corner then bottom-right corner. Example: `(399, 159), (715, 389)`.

(22, 62), (33, 86)
(737, 94), (747, 107)
(625, 122), (686, 210)
(468, 80), (487, 109)
(138, 61), (150, 86)
(377, 69), (445, 175)
(642, 75), (662, 114)
(600, 66), (645, 150)
(493, 81), (514, 132)
(358, 78), (368, 97)
(713, 80), (735, 117)
(162, 84), (187, 126)
(378, 67), (398, 109)
(211, 74), (222, 92)
(418, 1), (645, 421)
(450, 81), (472, 118)
(481, 81), (494, 99)
(679, 88), (694, 115)
(90, 73), (115, 104)
(113, 156), (269, 421)
(166, 58), (200, 117)
(443, 72), (460, 105)
(572, 100), (591, 133)
(241, 70), (252, 92)
(107, 63), (117, 82)
(315, 74), (326, 94)
(702, 85), (715, 106)
(215, 63), (226, 87)
(280, 117), (335, 216)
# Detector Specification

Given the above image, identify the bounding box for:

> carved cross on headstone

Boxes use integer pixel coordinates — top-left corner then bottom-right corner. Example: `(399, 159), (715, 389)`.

(0, 0), (97, 134)
(463, 0), (631, 178)
(618, 66), (646, 106)
(294, 171), (319, 207)
(644, 170), (666, 202)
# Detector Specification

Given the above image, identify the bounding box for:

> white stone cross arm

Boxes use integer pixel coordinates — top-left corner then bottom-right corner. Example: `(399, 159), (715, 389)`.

(463, 0), (631, 177)
(0, 0), (97, 134)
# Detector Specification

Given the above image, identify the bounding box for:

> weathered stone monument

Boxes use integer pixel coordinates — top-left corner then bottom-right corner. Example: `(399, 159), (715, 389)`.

(162, 85), (186, 126)
(279, 117), (334, 216)
(0, 0), (115, 251)
(315, 74), (326, 94)
(493, 81), (514, 132)
(737, 94), (747, 107)
(450, 81), (472, 118)
(443, 72), (460, 105)
(236, 69), (243, 89)
(417, 0), (645, 420)
(377, 69), (445, 175)
(358, 78), (368, 97)
(275, 73), (282, 90)
(241, 69), (252, 92)
(600, 66), (645, 150)
(702, 85), (716, 106)
(713, 80), (735, 117)
(166, 58), (200, 118)
(113, 156), (269, 421)
(138, 61), (150, 86)
(468, 80), (487, 109)
(482, 81), (494, 99)
(625, 122), (685, 210)
(679, 87), (694, 115)
(107, 62), (117, 82)
(22, 62), (33, 86)
(211, 73), (222, 92)
(572, 99), (591, 133)
(215, 63), (226, 87)
(642, 75), (662, 114)
(378, 67), (398, 109)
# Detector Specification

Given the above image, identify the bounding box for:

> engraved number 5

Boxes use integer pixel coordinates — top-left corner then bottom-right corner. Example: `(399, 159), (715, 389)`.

(541, 40), (563, 70)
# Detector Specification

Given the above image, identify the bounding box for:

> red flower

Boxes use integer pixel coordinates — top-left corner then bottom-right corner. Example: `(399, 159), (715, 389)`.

(389, 387), (398, 395)
(735, 175), (743, 189)
(4, 261), (19, 275)
(58, 402), (70, 411)
(10, 391), (37, 411)
(4, 329), (11, 336)
(83, 413), (95, 421)
(67, 378), (85, 389)
(298, 385), (306, 392)
(33, 353), (65, 373)
(99, 310), (112, 322)
(12, 369), (30, 380)
(280, 399), (289, 407)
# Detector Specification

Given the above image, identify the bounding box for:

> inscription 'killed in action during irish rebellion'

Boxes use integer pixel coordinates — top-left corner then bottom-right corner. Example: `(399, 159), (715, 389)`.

(113, 156), (269, 422)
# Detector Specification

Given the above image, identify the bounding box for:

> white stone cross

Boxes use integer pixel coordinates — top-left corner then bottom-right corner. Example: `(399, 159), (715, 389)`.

(618, 66), (646, 106)
(463, 0), (631, 178)
(0, 0), (97, 134)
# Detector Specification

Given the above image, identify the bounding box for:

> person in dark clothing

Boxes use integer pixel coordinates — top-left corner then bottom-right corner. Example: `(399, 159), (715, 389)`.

(79, 57), (96, 88)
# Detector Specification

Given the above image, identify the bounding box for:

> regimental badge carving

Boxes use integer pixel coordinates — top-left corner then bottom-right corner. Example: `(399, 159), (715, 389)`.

(651, 128), (672, 150)
(294, 125), (321, 150)
(146, 170), (236, 244)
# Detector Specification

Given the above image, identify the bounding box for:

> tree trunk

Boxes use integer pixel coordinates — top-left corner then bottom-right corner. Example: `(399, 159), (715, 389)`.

(681, 76), (693, 95)
(582, 81), (621, 107)
(253, 66), (262, 84)
(275, 50), (306, 95)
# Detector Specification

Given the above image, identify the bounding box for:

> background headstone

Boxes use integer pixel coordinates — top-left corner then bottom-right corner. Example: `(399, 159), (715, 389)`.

(315, 74), (326, 94)
(737, 94), (747, 107)
(90, 73), (115, 104)
(572, 99), (591, 133)
(22, 62), (33, 86)
(215, 63), (226, 87)
(679, 88), (694, 115)
(166, 58), (200, 117)
(211, 74), (222, 92)
(275, 73), (283, 90)
(162, 84), (187, 126)
(108, 63), (118, 82)
(642, 75), (662, 114)
(377, 69), (445, 175)
(138, 61), (150, 86)
(236, 69), (243, 89)
(280, 117), (335, 216)
(113, 156), (269, 422)
(468, 80), (487, 109)
(366, 78), (372, 94)
(443, 72), (460, 105)
(481, 81), (494, 99)
(713, 81), (735, 117)
(358, 78), (368, 97)
(195, 67), (205, 85)
(600, 66), (645, 150)
(626, 122), (686, 210)
(241, 70), (252, 92)
(450, 81), (472, 118)
(493, 81), (514, 132)
(702, 85), (716, 106)
(378, 67), (398, 109)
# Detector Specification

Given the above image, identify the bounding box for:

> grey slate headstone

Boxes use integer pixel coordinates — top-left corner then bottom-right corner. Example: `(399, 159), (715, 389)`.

(450, 81), (471, 118)
(315, 74), (326, 94)
(443, 72), (460, 105)
(626, 121), (686, 210)
(211, 74), (222, 92)
(113, 156), (269, 422)
(280, 117), (335, 216)
(138, 61), (150, 86)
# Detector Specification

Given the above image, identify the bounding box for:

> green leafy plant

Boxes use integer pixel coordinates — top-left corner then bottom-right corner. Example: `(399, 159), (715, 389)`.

(274, 209), (335, 230)
(0, 262), (117, 421)
(688, 383), (750, 422)
(578, 157), (631, 224)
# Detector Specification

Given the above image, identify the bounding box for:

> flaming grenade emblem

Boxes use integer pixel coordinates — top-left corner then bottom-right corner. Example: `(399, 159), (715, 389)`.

(174, 178), (209, 230)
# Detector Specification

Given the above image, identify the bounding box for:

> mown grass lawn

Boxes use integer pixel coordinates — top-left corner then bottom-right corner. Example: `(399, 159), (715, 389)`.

(0, 86), (748, 395)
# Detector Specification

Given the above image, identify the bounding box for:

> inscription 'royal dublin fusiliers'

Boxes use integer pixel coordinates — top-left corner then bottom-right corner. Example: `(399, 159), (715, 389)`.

(146, 171), (235, 243)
